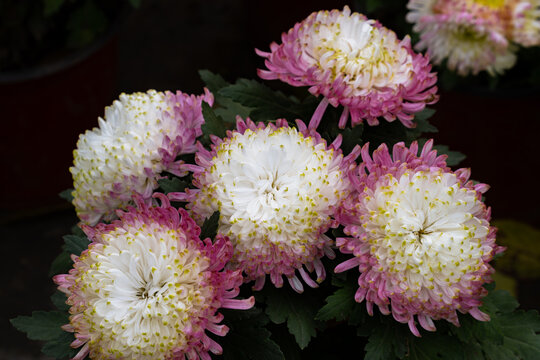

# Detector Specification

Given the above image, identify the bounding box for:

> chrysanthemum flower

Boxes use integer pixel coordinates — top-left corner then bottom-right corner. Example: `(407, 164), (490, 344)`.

(336, 140), (503, 336)
(169, 117), (359, 293)
(54, 193), (253, 360)
(70, 89), (213, 225)
(407, 0), (540, 75)
(256, 6), (438, 129)
(511, 0), (540, 46)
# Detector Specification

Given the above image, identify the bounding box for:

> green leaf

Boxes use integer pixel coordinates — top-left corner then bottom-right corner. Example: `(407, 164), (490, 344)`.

(200, 211), (220, 240)
(316, 282), (357, 323)
(199, 69), (252, 121)
(365, 325), (402, 360)
(201, 102), (227, 145)
(51, 291), (70, 312)
(340, 124), (364, 156)
(43, 0), (65, 16)
(157, 177), (188, 195)
(450, 288), (540, 360)
(264, 287), (319, 349)
(41, 330), (79, 360)
(58, 188), (74, 202)
(499, 311), (540, 359)
(10, 311), (68, 341)
(406, 332), (464, 360)
(415, 108), (437, 123)
(219, 78), (316, 121)
(221, 308), (285, 360)
(492, 219), (540, 279)
(49, 251), (73, 277)
(433, 145), (466, 166)
(199, 69), (230, 94)
(406, 108), (438, 143)
(63, 234), (90, 256)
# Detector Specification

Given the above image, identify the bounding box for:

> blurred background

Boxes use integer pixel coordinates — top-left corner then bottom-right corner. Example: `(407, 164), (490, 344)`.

(1, 0), (539, 358)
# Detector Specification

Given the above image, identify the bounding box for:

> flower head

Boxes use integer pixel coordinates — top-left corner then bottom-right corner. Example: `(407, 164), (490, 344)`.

(70, 89), (213, 225)
(511, 0), (540, 46)
(336, 140), (503, 336)
(407, 0), (540, 75)
(170, 117), (359, 293)
(256, 6), (438, 128)
(54, 193), (253, 360)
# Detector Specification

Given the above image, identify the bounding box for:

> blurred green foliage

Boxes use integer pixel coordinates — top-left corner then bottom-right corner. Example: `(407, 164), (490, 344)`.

(494, 219), (540, 280)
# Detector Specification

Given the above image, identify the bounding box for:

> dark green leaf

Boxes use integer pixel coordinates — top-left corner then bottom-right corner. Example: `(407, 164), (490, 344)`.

(199, 69), (230, 94)
(200, 211), (220, 240)
(406, 332), (464, 360)
(58, 188), (74, 202)
(316, 282), (357, 322)
(221, 308), (284, 360)
(62, 234), (90, 256)
(201, 102), (227, 145)
(499, 311), (540, 359)
(340, 124), (364, 156)
(51, 291), (70, 312)
(199, 69), (252, 121)
(364, 325), (398, 360)
(49, 251), (73, 277)
(433, 145), (466, 166)
(406, 108), (438, 143)
(219, 78), (316, 121)
(157, 177), (188, 195)
(450, 289), (540, 360)
(414, 108), (437, 123)
(41, 330), (79, 360)
(264, 287), (319, 349)
(10, 311), (68, 341)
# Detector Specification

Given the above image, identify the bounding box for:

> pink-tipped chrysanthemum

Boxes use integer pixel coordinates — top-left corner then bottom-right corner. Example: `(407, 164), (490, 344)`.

(336, 140), (503, 336)
(70, 89), (213, 225)
(511, 0), (540, 46)
(407, 0), (540, 75)
(256, 6), (438, 128)
(169, 117), (359, 293)
(54, 193), (253, 360)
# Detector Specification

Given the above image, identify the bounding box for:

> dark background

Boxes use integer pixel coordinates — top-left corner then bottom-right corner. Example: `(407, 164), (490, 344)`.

(1, 0), (538, 358)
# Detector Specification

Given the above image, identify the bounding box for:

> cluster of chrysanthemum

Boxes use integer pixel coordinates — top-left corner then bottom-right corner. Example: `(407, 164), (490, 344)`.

(56, 6), (507, 360)
(407, 0), (540, 75)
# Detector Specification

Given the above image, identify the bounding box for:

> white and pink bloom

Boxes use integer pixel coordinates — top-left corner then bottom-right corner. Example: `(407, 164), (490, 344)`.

(407, 0), (540, 75)
(54, 193), (253, 360)
(169, 117), (359, 293)
(336, 140), (503, 336)
(70, 89), (213, 225)
(256, 6), (438, 128)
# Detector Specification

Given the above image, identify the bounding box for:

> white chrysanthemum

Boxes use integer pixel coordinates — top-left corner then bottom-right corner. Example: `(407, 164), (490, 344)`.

(71, 89), (211, 225)
(184, 119), (357, 292)
(54, 197), (252, 360)
(512, 0), (540, 46)
(336, 139), (502, 336)
(364, 171), (489, 296)
(303, 12), (414, 93)
(257, 6), (438, 128)
(407, 0), (518, 75)
(76, 225), (212, 359)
